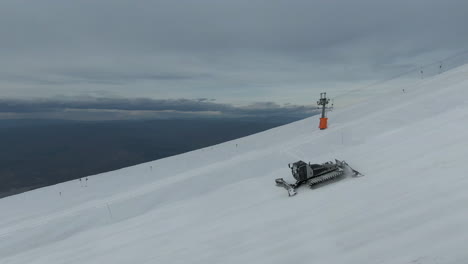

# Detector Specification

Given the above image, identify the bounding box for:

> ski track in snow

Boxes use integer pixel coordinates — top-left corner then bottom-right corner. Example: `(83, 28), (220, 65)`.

(0, 115), (347, 239)
(0, 131), (318, 238)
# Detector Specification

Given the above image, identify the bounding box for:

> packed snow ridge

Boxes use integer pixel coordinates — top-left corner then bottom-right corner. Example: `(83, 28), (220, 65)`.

(2, 65), (468, 264)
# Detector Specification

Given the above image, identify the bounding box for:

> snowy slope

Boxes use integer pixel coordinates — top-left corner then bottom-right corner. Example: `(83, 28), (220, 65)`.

(1, 65), (468, 264)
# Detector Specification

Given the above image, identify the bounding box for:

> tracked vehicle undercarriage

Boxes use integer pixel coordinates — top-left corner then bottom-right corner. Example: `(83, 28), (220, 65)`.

(275, 159), (362, 196)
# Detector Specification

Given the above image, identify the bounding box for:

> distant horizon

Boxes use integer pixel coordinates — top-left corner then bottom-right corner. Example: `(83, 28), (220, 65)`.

(0, 97), (322, 121)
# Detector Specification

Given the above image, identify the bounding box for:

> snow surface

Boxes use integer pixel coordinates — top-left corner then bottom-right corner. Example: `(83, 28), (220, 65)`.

(2, 64), (468, 264)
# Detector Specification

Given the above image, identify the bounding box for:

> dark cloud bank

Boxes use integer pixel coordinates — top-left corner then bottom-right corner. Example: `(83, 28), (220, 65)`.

(0, 97), (320, 120)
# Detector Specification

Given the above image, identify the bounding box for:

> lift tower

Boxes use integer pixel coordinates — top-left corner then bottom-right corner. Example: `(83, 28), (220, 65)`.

(317, 92), (330, 130)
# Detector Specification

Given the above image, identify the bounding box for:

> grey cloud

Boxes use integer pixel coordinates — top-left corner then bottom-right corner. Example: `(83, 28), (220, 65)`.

(2, 0), (467, 53)
(56, 70), (211, 84)
(1, 0), (468, 103)
(0, 97), (319, 120)
(0, 70), (210, 86)
(0, 98), (227, 113)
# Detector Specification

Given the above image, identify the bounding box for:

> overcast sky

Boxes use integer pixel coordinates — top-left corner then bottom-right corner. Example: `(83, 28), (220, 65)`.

(1, 0), (467, 119)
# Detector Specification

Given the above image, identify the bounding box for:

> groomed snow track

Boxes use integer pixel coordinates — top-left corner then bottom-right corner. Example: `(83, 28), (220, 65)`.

(2, 65), (468, 263)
